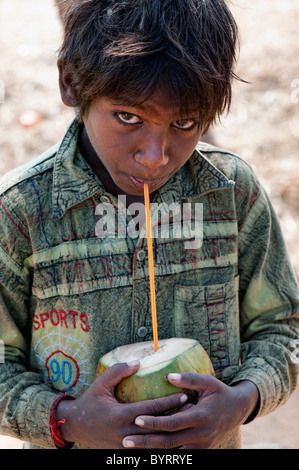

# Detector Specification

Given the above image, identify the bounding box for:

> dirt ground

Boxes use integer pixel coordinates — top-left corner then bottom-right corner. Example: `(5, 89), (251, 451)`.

(0, 0), (298, 450)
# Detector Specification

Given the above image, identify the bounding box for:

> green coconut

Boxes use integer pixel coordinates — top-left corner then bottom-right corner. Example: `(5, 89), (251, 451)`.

(96, 337), (214, 403)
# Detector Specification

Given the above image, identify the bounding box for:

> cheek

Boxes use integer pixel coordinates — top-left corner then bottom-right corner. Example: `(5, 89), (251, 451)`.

(171, 137), (200, 164)
(87, 126), (116, 159)
(95, 126), (135, 154)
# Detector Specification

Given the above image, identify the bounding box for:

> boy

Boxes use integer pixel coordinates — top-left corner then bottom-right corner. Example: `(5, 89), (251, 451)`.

(0, 0), (298, 449)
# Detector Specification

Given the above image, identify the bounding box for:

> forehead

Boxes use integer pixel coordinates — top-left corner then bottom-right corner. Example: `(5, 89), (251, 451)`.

(106, 88), (200, 118)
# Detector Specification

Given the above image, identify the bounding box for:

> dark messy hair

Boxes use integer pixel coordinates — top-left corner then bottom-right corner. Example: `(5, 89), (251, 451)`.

(58, 0), (241, 129)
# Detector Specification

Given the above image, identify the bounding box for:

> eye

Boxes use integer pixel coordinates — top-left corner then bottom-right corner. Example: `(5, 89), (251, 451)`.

(172, 119), (197, 130)
(115, 112), (142, 125)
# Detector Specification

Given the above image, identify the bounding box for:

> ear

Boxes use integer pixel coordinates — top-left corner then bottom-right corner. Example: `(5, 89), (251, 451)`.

(57, 59), (77, 108)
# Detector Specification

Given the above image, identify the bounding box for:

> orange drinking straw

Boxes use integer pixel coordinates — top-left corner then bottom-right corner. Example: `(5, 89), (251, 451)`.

(143, 183), (159, 352)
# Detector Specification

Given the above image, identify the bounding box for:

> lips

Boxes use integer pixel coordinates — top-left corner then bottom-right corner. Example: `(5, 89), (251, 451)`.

(130, 175), (165, 189)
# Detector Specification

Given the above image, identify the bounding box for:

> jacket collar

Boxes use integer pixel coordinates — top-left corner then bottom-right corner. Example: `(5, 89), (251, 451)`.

(52, 119), (106, 219)
(157, 142), (234, 206)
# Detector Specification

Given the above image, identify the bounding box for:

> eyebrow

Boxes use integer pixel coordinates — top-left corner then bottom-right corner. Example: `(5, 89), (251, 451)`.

(110, 100), (154, 112)
(110, 97), (143, 107)
(110, 100), (200, 120)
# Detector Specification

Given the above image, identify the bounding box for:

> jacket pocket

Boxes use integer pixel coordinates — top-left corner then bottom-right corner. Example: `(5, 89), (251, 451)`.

(174, 277), (240, 379)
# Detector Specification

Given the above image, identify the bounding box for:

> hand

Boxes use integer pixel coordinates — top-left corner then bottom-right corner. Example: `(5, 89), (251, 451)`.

(56, 361), (188, 449)
(123, 373), (259, 449)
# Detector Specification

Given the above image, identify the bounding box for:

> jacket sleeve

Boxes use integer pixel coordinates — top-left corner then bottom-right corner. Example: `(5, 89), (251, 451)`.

(224, 172), (299, 418)
(0, 231), (58, 448)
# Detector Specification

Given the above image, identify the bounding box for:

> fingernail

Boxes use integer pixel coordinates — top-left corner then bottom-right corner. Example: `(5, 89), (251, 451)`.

(180, 393), (188, 404)
(126, 360), (140, 367)
(168, 373), (181, 381)
(123, 438), (135, 448)
(135, 417), (144, 427)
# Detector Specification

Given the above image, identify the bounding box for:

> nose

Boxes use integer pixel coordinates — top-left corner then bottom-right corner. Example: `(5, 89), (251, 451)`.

(134, 134), (169, 169)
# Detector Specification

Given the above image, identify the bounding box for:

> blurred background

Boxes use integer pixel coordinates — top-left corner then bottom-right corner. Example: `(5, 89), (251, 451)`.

(0, 0), (298, 449)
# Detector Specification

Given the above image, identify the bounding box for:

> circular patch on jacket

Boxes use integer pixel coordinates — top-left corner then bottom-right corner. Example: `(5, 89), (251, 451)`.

(45, 350), (80, 392)
(34, 332), (92, 395)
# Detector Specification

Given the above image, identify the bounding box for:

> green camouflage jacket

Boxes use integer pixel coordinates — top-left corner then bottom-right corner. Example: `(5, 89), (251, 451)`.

(0, 119), (298, 449)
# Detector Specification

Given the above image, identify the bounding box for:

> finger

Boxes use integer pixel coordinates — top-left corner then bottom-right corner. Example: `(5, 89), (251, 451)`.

(134, 404), (197, 432)
(168, 372), (216, 392)
(96, 361), (140, 393)
(123, 429), (191, 449)
(167, 402), (194, 414)
(126, 391), (188, 418)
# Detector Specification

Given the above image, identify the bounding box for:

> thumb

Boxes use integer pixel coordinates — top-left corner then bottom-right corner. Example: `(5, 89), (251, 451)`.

(168, 372), (217, 393)
(96, 360), (140, 393)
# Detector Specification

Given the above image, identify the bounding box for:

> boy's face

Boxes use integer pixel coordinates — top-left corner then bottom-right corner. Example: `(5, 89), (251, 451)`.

(83, 89), (204, 196)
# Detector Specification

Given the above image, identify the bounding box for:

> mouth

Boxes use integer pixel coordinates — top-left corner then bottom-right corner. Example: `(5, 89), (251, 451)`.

(130, 175), (165, 189)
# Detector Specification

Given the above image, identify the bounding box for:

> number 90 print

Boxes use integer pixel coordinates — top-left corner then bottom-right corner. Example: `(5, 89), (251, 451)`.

(45, 350), (80, 392)
(50, 358), (73, 384)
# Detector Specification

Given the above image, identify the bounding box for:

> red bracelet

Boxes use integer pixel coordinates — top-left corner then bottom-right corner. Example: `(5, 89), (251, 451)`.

(49, 394), (76, 449)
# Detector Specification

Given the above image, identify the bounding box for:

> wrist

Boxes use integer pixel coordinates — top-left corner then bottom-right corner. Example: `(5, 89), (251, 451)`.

(231, 380), (260, 425)
(50, 395), (76, 448)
